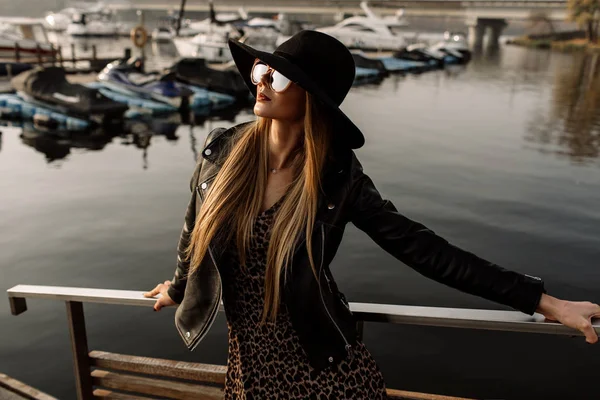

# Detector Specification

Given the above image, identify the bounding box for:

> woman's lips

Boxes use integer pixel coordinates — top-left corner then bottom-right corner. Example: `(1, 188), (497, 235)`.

(257, 93), (271, 101)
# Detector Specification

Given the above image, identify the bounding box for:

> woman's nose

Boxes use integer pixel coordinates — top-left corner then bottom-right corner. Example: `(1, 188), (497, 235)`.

(259, 71), (270, 86)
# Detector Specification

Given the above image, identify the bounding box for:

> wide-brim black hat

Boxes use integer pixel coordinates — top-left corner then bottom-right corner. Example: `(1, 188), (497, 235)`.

(228, 30), (365, 149)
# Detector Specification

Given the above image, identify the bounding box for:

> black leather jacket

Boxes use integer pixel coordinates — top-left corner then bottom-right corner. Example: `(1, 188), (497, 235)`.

(167, 122), (546, 372)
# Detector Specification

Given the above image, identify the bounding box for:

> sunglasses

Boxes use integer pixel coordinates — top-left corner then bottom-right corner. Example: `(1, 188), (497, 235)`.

(250, 60), (293, 93)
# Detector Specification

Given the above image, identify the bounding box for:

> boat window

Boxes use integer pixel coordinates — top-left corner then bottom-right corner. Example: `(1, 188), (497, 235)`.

(389, 26), (407, 35)
(344, 23), (376, 33)
(30, 24), (48, 42)
(20, 25), (35, 40)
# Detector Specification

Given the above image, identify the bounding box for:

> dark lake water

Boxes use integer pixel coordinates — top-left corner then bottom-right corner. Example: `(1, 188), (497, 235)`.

(1, 44), (600, 399)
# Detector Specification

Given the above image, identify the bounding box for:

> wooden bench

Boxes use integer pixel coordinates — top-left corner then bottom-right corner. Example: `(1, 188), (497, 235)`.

(88, 350), (472, 400)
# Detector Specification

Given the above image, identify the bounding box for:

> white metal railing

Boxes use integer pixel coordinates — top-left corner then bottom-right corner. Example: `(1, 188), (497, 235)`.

(7, 284), (598, 400)
(7, 284), (599, 336)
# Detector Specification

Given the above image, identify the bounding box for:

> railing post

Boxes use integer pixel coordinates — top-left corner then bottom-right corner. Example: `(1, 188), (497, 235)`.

(36, 44), (42, 65)
(91, 44), (97, 61)
(14, 42), (20, 62)
(58, 45), (63, 67)
(65, 301), (93, 400)
(71, 43), (76, 67)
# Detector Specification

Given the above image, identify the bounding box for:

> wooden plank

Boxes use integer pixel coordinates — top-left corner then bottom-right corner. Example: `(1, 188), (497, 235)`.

(93, 389), (154, 400)
(66, 302), (93, 400)
(89, 351), (226, 385)
(0, 373), (58, 400)
(387, 389), (474, 400)
(91, 370), (223, 400)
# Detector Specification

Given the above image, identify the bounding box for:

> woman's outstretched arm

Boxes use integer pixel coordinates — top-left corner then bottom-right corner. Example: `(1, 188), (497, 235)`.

(348, 154), (600, 343)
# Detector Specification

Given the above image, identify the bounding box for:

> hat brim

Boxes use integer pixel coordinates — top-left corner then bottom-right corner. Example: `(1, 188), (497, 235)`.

(228, 39), (365, 149)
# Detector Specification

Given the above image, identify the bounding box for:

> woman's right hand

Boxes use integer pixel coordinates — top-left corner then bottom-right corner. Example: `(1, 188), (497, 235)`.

(143, 280), (177, 311)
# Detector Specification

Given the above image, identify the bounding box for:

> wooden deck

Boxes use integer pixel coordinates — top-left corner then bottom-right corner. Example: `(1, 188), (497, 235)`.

(88, 351), (472, 400)
(0, 373), (57, 400)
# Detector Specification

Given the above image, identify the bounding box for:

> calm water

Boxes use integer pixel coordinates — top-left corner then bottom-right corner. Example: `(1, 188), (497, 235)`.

(1, 45), (600, 399)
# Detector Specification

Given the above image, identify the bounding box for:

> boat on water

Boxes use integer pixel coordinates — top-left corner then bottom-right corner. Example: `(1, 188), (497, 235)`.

(10, 66), (127, 126)
(317, 1), (409, 51)
(165, 57), (249, 100)
(172, 0), (282, 63)
(154, 1), (249, 41)
(44, 7), (80, 32)
(66, 9), (121, 37)
(173, 29), (242, 63)
(0, 18), (56, 59)
(44, 2), (110, 32)
(429, 31), (471, 61)
(97, 57), (194, 109)
(397, 44), (463, 66)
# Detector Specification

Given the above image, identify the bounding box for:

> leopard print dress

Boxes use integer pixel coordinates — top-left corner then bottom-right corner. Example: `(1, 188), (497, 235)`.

(220, 196), (388, 399)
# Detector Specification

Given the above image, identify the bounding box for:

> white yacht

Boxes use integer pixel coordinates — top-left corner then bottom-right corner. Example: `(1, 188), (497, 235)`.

(0, 18), (55, 59)
(173, 30), (239, 63)
(429, 31), (471, 59)
(317, 1), (409, 51)
(44, 2), (109, 32)
(66, 9), (120, 37)
(44, 7), (80, 32)
(153, 2), (248, 41)
(174, 27), (279, 64)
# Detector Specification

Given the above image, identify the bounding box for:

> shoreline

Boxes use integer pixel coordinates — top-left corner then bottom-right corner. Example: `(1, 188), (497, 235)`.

(506, 35), (600, 52)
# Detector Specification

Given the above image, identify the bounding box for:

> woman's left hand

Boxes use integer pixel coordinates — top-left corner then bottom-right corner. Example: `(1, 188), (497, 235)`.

(536, 293), (600, 343)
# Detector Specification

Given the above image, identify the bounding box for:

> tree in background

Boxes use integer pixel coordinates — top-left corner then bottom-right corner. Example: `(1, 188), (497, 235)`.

(567, 0), (600, 42)
(527, 11), (555, 35)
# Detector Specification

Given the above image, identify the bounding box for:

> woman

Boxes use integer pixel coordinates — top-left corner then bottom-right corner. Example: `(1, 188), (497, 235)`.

(144, 31), (599, 398)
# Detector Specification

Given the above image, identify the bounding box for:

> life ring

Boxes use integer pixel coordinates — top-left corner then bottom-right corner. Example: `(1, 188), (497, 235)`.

(131, 26), (148, 48)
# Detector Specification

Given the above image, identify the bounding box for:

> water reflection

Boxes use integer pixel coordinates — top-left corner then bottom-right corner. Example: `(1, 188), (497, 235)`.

(19, 124), (119, 164)
(525, 53), (600, 164)
(14, 105), (251, 169)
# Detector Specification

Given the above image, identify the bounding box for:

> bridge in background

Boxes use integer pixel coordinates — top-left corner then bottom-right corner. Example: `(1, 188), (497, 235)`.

(112, 0), (571, 49)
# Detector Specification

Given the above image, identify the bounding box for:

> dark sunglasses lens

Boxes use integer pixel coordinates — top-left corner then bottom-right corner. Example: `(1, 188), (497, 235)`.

(271, 70), (291, 92)
(251, 63), (268, 84)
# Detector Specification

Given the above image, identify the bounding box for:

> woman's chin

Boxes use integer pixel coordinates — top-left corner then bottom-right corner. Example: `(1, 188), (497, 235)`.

(253, 103), (274, 118)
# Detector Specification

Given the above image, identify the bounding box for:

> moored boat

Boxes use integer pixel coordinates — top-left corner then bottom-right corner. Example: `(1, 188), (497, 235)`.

(97, 58), (194, 110)
(10, 66), (128, 125)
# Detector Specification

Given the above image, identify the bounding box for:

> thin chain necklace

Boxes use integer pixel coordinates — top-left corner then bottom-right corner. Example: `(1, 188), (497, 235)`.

(269, 146), (301, 174)
(269, 166), (288, 174)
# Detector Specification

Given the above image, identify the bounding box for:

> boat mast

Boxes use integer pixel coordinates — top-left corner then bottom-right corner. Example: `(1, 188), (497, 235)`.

(175, 0), (187, 37)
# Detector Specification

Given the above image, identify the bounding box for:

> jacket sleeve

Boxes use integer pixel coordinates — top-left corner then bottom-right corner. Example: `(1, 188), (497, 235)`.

(348, 155), (546, 315)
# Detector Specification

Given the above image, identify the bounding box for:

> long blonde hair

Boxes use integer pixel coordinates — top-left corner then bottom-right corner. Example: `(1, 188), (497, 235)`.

(186, 93), (332, 322)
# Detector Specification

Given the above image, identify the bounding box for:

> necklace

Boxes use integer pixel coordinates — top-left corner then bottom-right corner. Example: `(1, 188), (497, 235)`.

(269, 149), (300, 174)
(270, 167), (286, 174)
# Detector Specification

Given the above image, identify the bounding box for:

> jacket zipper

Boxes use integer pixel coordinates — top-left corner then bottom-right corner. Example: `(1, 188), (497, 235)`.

(188, 180), (223, 350)
(323, 268), (333, 293)
(318, 224), (353, 362)
(188, 245), (223, 351)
